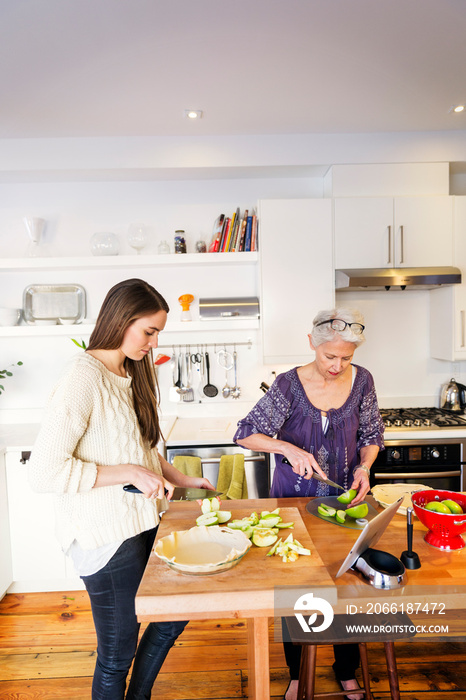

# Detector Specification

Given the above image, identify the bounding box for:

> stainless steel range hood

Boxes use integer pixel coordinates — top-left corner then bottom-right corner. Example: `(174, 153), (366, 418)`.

(335, 267), (462, 291)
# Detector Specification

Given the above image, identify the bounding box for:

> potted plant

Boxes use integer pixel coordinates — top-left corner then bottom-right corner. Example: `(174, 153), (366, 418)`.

(0, 361), (23, 395)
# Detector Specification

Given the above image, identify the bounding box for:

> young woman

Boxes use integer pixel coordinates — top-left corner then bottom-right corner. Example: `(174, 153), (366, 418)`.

(234, 308), (384, 700)
(29, 278), (215, 700)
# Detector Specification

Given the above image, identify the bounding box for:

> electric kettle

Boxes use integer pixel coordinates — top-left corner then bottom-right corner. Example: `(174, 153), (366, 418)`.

(440, 378), (466, 412)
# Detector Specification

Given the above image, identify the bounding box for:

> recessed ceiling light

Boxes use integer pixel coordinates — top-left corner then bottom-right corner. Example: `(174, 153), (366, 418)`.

(449, 104), (465, 114)
(185, 109), (203, 119)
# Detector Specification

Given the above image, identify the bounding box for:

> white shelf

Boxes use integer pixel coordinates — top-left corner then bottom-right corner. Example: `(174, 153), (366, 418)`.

(0, 252), (258, 272)
(0, 319), (260, 338)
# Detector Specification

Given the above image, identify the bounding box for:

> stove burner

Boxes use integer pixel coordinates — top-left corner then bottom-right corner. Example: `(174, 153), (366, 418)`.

(381, 407), (466, 430)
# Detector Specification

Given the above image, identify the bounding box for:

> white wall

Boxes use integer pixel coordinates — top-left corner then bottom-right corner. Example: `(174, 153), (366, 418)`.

(2, 127), (466, 422)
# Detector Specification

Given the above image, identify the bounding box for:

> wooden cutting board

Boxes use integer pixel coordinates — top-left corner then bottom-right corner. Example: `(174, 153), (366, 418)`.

(136, 499), (336, 621)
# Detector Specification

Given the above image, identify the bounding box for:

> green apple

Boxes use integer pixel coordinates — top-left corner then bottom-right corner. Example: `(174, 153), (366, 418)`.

(345, 503), (369, 519)
(337, 489), (357, 504)
(441, 499), (463, 514)
(252, 528), (278, 547)
(425, 501), (451, 514)
(317, 504), (337, 518)
(196, 512), (219, 526)
(335, 510), (346, 524)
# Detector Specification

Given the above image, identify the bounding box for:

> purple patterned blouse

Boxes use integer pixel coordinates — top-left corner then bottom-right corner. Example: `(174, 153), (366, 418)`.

(234, 365), (384, 498)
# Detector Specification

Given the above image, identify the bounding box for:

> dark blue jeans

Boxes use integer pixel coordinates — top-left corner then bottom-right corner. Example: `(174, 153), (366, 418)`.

(82, 527), (188, 700)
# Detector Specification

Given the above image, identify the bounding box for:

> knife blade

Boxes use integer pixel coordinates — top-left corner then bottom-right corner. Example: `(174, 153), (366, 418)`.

(123, 485), (222, 500)
(282, 457), (345, 491)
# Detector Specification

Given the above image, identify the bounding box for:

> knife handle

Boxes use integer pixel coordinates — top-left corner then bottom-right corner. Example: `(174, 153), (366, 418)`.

(123, 484), (142, 493)
(123, 484), (170, 496)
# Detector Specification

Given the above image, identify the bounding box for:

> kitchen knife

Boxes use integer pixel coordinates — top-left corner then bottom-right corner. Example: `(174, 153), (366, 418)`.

(123, 485), (222, 500)
(282, 457), (345, 491)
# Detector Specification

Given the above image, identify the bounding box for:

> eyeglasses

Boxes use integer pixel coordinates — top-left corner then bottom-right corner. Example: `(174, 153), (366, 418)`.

(315, 319), (365, 334)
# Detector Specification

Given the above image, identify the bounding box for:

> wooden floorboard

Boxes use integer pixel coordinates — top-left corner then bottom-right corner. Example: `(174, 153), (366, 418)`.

(0, 590), (465, 699)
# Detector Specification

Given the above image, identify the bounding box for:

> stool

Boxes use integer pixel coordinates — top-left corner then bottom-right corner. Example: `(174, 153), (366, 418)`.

(284, 612), (415, 700)
(296, 640), (399, 700)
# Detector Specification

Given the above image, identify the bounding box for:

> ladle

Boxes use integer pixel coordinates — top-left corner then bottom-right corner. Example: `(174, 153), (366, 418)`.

(231, 350), (241, 399)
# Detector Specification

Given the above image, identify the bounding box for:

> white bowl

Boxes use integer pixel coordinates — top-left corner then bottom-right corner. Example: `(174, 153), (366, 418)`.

(34, 319), (57, 326)
(0, 308), (21, 326)
(58, 318), (76, 325)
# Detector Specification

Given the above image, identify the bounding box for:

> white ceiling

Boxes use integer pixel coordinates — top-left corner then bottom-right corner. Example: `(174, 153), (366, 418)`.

(1, 0), (466, 139)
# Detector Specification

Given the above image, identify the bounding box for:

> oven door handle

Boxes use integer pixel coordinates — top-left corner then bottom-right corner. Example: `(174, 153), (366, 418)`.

(373, 470), (462, 479)
(170, 455), (267, 465)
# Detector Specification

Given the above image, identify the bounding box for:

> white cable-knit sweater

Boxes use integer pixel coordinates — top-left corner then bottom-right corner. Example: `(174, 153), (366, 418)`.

(28, 353), (167, 551)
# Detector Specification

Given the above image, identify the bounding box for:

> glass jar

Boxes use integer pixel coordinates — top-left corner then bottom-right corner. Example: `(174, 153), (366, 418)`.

(195, 239), (207, 253)
(174, 230), (187, 254)
(90, 232), (120, 256)
(158, 240), (170, 255)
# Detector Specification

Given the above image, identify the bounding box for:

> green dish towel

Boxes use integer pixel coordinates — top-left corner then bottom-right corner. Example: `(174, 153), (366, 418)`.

(217, 454), (248, 500)
(172, 455), (202, 478)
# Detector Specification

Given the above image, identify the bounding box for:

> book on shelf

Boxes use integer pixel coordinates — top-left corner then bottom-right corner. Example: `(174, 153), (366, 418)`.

(209, 213), (225, 252)
(209, 208), (258, 252)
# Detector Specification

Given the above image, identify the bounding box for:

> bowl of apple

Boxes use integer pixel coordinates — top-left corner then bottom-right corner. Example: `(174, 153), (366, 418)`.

(411, 489), (466, 550)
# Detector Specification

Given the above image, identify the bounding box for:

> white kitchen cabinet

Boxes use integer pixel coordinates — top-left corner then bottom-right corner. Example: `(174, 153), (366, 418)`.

(430, 197), (466, 361)
(334, 196), (453, 269)
(5, 450), (83, 592)
(259, 198), (334, 364)
(0, 450), (13, 599)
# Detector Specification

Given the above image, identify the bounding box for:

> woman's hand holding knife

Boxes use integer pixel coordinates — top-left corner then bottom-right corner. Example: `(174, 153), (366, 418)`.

(279, 443), (328, 481)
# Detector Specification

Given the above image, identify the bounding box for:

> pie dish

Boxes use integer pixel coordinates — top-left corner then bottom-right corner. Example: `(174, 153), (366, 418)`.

(154, 525), (252, 575)
(371, 483), (433, 515)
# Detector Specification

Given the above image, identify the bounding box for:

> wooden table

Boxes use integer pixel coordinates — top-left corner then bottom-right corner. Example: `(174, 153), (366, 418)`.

(136, 497), (466, 699)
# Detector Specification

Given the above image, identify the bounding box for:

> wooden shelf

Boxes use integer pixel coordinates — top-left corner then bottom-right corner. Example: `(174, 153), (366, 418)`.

(0, 252), (258, 272)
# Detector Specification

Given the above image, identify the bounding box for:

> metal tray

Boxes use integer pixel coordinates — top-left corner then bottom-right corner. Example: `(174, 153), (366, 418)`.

(23, 284), (86, 324)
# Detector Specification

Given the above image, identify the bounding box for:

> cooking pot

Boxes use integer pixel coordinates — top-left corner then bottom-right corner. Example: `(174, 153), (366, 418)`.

(440, 377), (466, 412)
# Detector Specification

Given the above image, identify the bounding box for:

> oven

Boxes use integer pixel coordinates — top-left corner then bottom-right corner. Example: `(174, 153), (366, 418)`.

(370, 408), (466, 492)
(165, 444), (270, 499)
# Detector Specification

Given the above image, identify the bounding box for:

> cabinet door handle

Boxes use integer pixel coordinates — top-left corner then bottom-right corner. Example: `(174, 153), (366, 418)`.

(399, 225), (404, 264)
(387, 225), (392, 265)
(461, 310), (465, 348)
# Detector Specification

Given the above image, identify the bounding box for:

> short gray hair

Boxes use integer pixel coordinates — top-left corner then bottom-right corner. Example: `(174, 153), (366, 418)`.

(310, 308), (366, 347)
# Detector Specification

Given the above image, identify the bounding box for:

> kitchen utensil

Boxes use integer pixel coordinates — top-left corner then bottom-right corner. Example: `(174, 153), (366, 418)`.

(23, 284), (86, 324)
(178, 294), (194, 321)
(440, 377), (466, 412)
(411, 489), (466, 550)
(175, 353), (184, 393)
(307, 496), (378, 529)
(221, 376), (231, 399)
(154, 353), (171, 366)
(216, 348), (233, 370)
(123, 485), (222, 499)
(154, 525), (251, 576)
(282, 458), (345, 491)
(168, 350), (180, 402)
(231, 350), (241, 399)
(400, 507), (421, 569)
(203, 351), (218, 397)
(181, 352), (194, 402)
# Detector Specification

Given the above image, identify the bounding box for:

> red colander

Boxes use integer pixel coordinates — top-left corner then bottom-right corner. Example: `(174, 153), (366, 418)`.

(411, 489), (466, 551)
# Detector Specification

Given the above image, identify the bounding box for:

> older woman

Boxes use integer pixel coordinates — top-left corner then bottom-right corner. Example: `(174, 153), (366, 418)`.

(234, 308), (384, 700)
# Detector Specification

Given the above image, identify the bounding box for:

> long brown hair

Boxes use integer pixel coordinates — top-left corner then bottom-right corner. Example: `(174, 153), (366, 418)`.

(87, 278), (169, 448)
